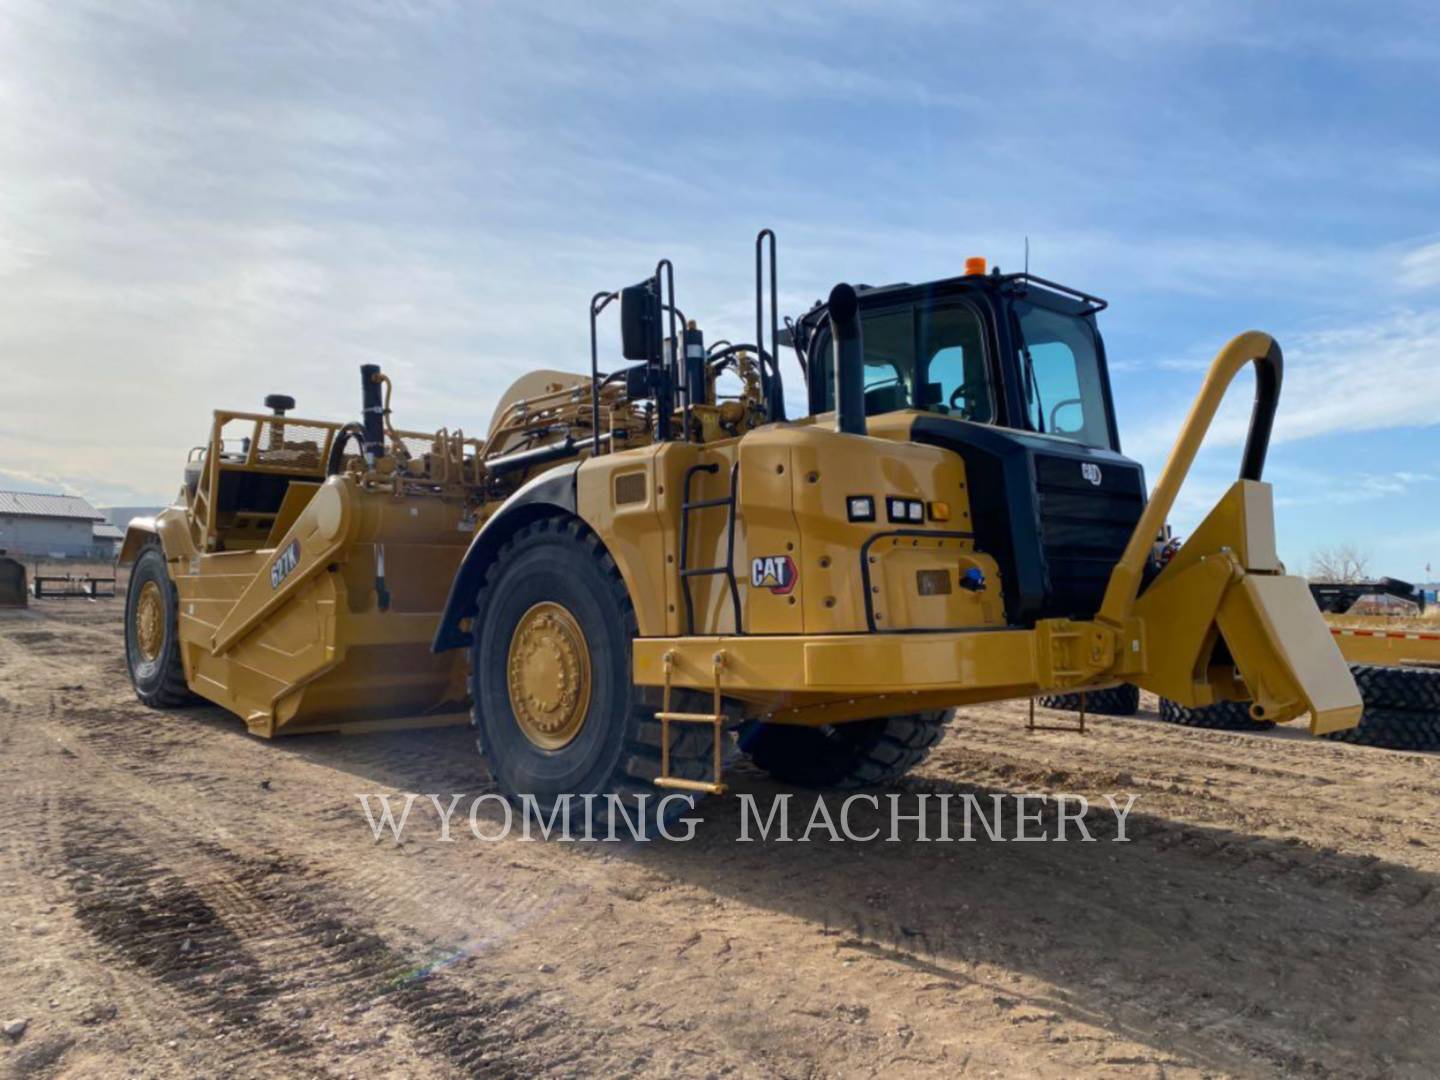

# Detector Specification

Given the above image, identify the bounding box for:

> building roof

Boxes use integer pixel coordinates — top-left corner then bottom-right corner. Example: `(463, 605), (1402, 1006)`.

(93, 523), (125, 541)
(0, 490), (106, 521)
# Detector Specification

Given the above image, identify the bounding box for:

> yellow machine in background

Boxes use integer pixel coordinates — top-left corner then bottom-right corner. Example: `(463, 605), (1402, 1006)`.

(121, 232), (1360, 804)
(119, 390), (482, 735)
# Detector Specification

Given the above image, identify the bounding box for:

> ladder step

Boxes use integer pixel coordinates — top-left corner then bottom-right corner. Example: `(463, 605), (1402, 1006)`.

(655, 776), (728, 795)
(656, 711), (726, 724)
(677, 459), (742, 638)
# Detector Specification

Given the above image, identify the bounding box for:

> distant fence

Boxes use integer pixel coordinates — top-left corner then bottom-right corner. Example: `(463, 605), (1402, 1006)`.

(31, 573), (117, 599)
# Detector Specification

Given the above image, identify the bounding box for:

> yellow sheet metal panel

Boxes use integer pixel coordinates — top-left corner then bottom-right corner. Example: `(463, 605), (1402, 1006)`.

(579, 442), (720, 637)
(263, 482), (321, 547)
(767, 685), (1040, 726)
(865, 535), (1003, 632)
(209, 479), (357, 654)
(1216, 574), (1362, 734)
(585, 420), (1003, 640)
(777, 420), (997, 633)
(674, 443), (744, 636)
(803, 629), (1035, 689)
(1129, 552), (1234, 705)
(735, 431), (802, 634)
(117, 519), (159, 565)
(166, 474), (472, 735)
(1240, 482), (1278, 571)
(1157, 480), (1279, 586)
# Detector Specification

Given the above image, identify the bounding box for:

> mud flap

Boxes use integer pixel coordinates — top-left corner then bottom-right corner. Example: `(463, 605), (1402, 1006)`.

(1216, 574), (1362, 734)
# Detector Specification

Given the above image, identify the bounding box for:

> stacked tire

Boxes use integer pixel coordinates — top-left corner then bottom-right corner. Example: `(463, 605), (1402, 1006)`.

(1035, 684), (1140, 717)
(1155, 665), (1440, 751)
(1321, 665), (1440, 751)
(1156, 697), (1274, 732)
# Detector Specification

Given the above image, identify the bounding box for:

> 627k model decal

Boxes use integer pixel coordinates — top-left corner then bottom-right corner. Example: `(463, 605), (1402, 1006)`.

(270, 539), (301, 589)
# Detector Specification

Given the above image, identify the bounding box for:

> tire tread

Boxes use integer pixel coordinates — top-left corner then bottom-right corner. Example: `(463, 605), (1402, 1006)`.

(469, 516), (716, 803)
(1157, 697), (1274, 731)
(126, 544), (194, 709)
(740, 711), (950, 790)
(1037, 684), (1140, 717)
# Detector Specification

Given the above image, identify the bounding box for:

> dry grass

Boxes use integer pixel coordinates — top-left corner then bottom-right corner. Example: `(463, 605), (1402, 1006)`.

(1327, 608), (1440, 632)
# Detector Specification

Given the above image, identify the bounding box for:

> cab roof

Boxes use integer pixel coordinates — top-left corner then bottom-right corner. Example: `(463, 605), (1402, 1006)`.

(789, 272), (1107, 340)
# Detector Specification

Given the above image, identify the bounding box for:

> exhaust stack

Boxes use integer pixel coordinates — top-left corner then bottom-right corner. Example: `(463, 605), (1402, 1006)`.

(360, 364), (385, 464)
(828, 283), (866, 436)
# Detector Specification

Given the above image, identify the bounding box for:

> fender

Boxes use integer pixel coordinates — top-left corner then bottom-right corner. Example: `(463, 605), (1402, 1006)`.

(118, 511), (193, 566)
(431, 462), (579, 653)
(118, 518), (158, 565)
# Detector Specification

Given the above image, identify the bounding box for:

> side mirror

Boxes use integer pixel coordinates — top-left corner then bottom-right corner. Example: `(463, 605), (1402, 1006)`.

(620, 280), (660, 361)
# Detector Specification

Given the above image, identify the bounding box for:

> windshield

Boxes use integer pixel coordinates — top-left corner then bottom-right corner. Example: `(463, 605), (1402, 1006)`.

(1013, 300), (1112, 449)
(811, 301), (995, 421)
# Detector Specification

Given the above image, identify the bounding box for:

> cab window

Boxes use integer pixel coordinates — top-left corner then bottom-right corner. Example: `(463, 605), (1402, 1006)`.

(1014, 301), (1111, 449)
(918, 304), (992, 423)
(860, 310), (911, 414)
(815, 302), (995, 422)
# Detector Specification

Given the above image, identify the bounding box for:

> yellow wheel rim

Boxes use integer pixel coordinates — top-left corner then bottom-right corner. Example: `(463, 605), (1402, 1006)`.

(507, 601), (592, 750)
(135, 580), (165, 662)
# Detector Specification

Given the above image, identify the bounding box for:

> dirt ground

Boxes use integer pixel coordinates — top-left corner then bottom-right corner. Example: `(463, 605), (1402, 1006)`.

(3, 599), (1439, 1079)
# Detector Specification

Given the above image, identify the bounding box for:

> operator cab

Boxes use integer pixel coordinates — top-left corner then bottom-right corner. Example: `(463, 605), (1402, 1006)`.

(787, 262), (1146, 628)
(788, 264), (1121, 453)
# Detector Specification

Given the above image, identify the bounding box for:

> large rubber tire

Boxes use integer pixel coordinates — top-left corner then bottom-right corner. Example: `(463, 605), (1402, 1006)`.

(1321, 706), (1440, 751)
(470, 518), (714, 812)
(1157, 697), (1274, 731)
(1037, 684), (1140, 717)
(1351, 664), (1440, 713)
(738, 711), (950, 789)
(124, 545), (193, 708)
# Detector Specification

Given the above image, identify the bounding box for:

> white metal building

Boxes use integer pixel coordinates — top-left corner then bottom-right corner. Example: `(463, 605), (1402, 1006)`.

(0, 491), (111, 559)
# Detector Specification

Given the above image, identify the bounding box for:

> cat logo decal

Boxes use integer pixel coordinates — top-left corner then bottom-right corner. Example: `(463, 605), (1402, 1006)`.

(750, 554), (797, 595)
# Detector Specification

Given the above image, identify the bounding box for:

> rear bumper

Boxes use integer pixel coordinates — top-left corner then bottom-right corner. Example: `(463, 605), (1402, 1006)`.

(634, 627), (1073, 726)
(634, 627), (1054, 698)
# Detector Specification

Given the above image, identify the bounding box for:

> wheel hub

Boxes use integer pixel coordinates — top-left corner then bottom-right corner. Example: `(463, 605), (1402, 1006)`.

(507, 601), (591, 750)
(135, 580), (165, 662)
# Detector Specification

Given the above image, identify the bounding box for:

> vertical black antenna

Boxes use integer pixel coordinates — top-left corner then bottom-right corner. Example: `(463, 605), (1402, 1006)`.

(756, 229), (784, 420)
(1024, 236), (1030, 276)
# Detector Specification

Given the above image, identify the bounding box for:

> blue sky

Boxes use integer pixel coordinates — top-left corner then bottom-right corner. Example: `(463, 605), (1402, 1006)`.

(1, 2), (1437, 577)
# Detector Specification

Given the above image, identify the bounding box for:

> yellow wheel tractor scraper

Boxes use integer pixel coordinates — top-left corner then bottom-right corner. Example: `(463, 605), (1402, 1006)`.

(120, 232), (1361, 806)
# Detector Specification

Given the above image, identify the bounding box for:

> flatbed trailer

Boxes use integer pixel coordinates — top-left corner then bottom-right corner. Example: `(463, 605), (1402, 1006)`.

(1331, 625), (1440, 668)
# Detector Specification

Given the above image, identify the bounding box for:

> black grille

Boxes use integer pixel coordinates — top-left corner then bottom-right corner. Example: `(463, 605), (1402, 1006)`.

(1034, 454), (1145, 619)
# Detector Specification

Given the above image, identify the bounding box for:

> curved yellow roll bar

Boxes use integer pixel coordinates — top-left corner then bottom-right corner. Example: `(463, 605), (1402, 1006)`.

(1097, 330), (1283, 629)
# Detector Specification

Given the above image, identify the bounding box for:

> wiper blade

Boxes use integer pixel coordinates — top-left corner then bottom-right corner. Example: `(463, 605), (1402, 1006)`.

(1013, 314), (1044, 432)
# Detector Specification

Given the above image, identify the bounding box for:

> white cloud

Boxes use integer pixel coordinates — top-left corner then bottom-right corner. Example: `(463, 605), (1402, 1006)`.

(1399, 240), (1440, 289)
(1126, 308), (1440, 463)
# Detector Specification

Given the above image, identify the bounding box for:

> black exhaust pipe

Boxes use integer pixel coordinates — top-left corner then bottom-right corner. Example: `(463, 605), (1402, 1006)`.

(360, 364), (385, 464)
(827, 283), (866, 436)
